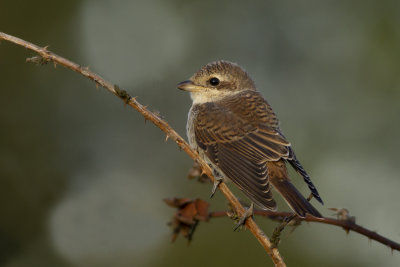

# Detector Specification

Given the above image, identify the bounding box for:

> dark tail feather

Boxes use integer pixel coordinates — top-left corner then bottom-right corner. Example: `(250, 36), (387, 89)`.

(270, 176), (323, 218)
(287, 149), (324, 205)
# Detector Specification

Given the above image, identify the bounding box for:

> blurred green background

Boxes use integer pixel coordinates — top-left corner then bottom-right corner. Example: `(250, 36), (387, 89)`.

(1, 1), (399, 266)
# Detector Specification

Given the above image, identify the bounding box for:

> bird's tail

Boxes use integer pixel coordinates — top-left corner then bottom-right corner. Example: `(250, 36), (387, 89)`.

(267, 161), (322, 218)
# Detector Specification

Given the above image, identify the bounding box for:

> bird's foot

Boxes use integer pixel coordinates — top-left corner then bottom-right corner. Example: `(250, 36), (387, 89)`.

(210, 178), (222, 198)
(234, 203), (254, 231)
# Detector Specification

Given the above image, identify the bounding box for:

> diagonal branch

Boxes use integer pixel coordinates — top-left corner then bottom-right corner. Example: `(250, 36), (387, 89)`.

(0, 32), (286, 267)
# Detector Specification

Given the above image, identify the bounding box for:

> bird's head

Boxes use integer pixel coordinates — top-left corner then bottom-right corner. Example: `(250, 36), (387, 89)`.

(177, 61), (256, 104)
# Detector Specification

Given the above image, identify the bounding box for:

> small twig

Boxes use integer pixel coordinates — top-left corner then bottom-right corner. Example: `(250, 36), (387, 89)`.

(209, 210), (400, 252)
(270, 214), (297, 248)
(0, 32), (286, 267)
(271, 193), (313, 247)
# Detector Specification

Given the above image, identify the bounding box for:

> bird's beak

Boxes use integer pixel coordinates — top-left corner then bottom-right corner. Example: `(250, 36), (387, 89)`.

(177, 80), (203, 92)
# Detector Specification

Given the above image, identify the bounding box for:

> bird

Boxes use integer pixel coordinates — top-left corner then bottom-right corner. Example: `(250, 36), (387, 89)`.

(177, 60), (323, 219)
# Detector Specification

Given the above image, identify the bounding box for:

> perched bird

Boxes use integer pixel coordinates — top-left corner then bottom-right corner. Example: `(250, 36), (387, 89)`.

(178, 60), (323, 218)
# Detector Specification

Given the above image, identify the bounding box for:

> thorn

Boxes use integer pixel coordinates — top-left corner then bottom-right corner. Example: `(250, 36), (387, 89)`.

(53, 62), (57, 68)
(329, 208), (356, 223)
(226, 211), (235, 219)
(153, 110), (161, 118)
(165, 135), (170, 142)
(26, 55), (48, 65)
(234, 203), (254, 231)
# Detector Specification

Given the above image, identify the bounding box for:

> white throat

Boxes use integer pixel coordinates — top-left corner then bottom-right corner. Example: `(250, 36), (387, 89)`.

(190, 90), (241, 104)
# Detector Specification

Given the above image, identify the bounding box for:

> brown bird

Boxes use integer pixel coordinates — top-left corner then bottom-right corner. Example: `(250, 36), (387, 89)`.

(178, 60), (323, 218)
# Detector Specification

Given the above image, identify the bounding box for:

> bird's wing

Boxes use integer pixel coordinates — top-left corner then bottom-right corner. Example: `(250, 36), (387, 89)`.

(193, 90), (291, 210)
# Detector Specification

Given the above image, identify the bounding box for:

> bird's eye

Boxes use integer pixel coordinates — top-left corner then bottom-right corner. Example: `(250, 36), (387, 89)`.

(209, 77), (220, 86)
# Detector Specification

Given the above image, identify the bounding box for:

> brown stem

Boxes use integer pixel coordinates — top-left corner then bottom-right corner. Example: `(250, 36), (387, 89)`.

(210, 210), (400, 252)
(0, 32), (286, 267)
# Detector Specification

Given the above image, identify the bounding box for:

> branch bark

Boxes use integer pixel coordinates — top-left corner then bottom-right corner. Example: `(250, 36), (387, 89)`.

(0, 32), (286, 266)
(210, 210), (400, 252)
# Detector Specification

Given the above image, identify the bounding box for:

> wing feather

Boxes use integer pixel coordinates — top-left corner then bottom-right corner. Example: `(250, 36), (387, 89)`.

(193, 90), (290, 210)
(190, 88), (323, 213)
(217, 145), (276, 208)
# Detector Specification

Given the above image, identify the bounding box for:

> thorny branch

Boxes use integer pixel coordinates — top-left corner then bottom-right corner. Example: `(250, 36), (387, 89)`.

(2, 31), (399, 265)
(211, 209), (400, 252)
(165, 197), (400, 253)
(0, 32), (286, 267)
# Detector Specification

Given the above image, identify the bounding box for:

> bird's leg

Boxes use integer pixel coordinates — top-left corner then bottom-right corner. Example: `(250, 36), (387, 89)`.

(210, 167), (223, 198)
(233, 203), (254, 231)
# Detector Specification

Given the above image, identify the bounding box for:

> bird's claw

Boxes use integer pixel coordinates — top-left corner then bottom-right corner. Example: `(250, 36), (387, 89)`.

(234, 203), (254, 231)
(210, 178), (222, 198)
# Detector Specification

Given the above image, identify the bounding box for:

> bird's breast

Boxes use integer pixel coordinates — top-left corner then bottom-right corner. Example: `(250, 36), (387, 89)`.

(186, 105), (198, 150)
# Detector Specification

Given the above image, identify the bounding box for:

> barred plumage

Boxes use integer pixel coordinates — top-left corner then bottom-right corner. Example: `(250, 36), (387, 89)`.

(179, 61), (323, 218)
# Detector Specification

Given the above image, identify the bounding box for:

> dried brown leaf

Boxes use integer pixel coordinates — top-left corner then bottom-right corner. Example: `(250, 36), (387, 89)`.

(165, 197), (211, 242)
